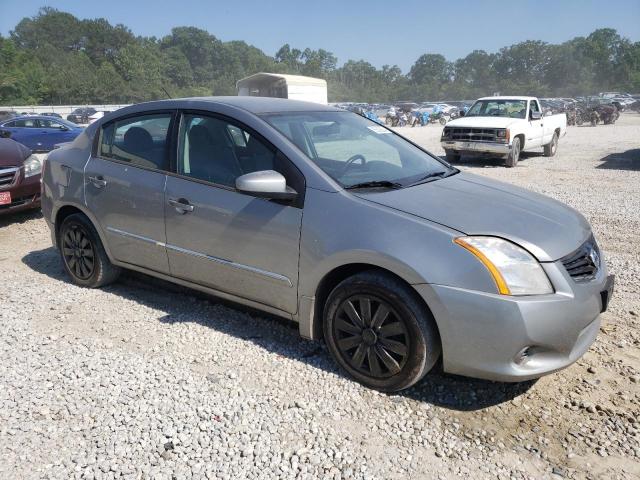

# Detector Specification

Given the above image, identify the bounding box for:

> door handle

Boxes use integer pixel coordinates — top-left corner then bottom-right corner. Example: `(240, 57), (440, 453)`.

(168, 198), (194, 213)
(88, 175), (107, 188)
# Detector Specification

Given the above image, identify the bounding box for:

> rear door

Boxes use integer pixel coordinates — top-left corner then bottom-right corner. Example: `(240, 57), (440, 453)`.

(2, 118), (39, 149)
(163, 111), (304, 313)
(84, 111), (175, 274)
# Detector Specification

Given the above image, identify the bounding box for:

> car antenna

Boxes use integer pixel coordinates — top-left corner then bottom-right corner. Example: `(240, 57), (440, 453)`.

(161, 87), (172, 99)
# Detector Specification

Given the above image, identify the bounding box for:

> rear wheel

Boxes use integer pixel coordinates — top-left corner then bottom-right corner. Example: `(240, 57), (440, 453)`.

(323, 271), (440, 392)
(59, 213), (120, 288)
(506, 137), (521, 167)
(543, 132), (558, 157)
(445, 149), (460, 163)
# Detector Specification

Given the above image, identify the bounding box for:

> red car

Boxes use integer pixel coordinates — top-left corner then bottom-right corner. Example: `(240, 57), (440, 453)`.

(0, 137), (42, 214)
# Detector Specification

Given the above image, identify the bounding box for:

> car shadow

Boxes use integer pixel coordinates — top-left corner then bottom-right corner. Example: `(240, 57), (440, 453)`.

(22, 246), (535, 411)
(0, 208), (42, 227)
(596, 149), (640, 171)
(439, 153), (538, 169)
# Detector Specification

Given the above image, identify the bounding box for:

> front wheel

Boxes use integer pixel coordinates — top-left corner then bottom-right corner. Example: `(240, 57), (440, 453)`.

(445, 149), (460, 163)
(505, 137), (521, 167)
(439, 116), (447, 125)
(59, 213), (121, 288)
(323, 271), (441, 392)
(543, 132), (558, 157)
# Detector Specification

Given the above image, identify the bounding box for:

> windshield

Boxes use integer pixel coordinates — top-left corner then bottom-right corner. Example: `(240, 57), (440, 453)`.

(466, 99), (527, 119)
(261, 111), (453, 188)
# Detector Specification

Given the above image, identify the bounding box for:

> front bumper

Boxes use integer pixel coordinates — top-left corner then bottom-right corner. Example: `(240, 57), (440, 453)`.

(441, 140), (511, 156)
(0, 172), (41, 215)
(415, 259), (612, 382)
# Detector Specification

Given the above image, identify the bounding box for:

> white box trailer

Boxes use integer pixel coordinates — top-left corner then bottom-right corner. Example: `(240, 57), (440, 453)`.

(236, 73), (328, 105)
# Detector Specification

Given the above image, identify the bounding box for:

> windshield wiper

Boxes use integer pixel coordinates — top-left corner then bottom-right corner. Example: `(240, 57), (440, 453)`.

(407, 169), (456, 187)
(345, 180), (403, 190)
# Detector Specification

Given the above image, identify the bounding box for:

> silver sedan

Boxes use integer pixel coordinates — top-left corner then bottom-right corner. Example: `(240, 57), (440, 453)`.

(41, 97), (614, 391)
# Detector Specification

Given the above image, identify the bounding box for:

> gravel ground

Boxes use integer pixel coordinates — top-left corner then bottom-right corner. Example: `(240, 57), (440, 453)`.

(0, 114), (639, 480)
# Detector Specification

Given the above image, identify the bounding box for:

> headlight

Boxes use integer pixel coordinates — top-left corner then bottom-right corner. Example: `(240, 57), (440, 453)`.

(24, 154), (42, 178)
(454, 236), (553, 295)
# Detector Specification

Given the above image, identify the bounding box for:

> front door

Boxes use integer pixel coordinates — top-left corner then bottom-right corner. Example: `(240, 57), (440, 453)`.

(527, 100), (544, 148)
(36, 118), (77, 150)
(164, 112), (303, 313)
(85, 111), (174, 274)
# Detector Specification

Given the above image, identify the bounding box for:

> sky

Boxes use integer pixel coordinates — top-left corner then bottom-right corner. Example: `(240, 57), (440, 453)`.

(1, 0), (639, 72)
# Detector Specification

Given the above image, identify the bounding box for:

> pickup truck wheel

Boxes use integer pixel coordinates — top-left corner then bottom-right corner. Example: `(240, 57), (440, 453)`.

(543, 132), (558, 157)
(445, 149), (460, 163)
(59, 213), (121, 288)
(323, 271), (441, 392)
(506, 137), (521, 167)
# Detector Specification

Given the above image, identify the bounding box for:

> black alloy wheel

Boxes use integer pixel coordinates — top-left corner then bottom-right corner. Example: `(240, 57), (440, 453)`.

(58, 213), (120, 288)
(333, 295), (410, 378)
(62, 224), (95, 280)
(323, 270), (441, 391)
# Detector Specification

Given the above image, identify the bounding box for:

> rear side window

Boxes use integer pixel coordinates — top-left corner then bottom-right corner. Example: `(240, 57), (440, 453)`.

(12, 119), (37, 127)
(98, 113), (172, 170)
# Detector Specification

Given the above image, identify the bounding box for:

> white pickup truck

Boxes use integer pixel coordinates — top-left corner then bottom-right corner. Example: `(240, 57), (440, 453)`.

(441, 96), (567, 167)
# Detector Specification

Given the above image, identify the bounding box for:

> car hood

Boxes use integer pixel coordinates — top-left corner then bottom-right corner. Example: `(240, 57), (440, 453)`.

(446, 116), (521, 129)
(0, 138), (31, 167)
(354, 172), (591, 261)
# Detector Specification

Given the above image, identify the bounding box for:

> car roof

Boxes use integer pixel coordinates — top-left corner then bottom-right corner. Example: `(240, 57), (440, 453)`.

(117, 96), (341, 115)
(477, 96), (537, 101)
(2, 115), (65, 121)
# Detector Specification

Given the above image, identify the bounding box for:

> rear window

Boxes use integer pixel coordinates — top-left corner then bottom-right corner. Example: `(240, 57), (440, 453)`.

(98, 113), (172, 170)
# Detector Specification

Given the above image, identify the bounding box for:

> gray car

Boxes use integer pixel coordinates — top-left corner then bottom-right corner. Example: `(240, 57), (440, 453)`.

(41, 97), (614, 392)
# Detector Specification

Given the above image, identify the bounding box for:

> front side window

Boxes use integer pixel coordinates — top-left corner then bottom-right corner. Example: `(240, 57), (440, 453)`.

(38, 118), (75, 129)
(262, 111), (453, 188)
(99, 113), (172, 170)
(466, 100), (527, 119)
(177, 114), (277, 187)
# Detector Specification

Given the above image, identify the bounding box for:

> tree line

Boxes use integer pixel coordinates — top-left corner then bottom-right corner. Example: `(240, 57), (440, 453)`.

(1, 7), (639, 106)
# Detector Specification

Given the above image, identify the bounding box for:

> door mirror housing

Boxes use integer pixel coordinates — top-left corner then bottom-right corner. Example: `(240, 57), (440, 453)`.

(235, 170), (297, 201)
(530, 111), (542, 120)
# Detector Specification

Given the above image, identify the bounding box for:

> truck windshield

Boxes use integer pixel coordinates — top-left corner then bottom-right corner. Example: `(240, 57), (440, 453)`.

(261, 111), (455, 189)
(466, 99), (527, 119)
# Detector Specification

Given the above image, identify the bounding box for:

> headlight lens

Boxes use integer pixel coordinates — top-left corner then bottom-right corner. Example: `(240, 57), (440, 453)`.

(496, 129), (506, 138)
(454, 236), (553, 295)
(24, 154), (42, 178)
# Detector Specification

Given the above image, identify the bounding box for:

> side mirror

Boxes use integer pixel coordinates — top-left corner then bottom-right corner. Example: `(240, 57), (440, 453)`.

(530, 111), (542, 120)
(235, 170), (297, 201)
(459, 110), (466, 117)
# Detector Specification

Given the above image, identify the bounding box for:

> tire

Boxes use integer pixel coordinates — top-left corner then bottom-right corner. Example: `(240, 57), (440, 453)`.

(506, 136), (521, 167)
(445, 149), (460, 163)
(543, 132), (558, 157)
(58, 213), (121, 288)
(576, 116), (584, 126)
(439, 116), (447, 125)
(323, 270), (441, 392)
